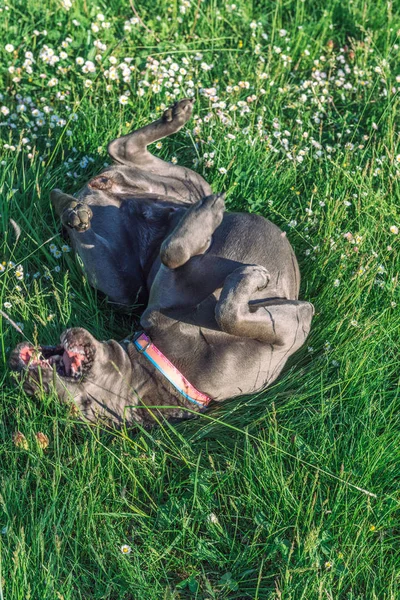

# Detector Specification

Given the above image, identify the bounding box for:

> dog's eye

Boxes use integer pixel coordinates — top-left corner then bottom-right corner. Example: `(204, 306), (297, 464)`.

(88, 176), (112, 190)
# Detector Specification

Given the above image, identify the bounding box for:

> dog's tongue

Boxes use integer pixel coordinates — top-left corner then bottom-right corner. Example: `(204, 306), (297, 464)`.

(62, 349), (85, 376)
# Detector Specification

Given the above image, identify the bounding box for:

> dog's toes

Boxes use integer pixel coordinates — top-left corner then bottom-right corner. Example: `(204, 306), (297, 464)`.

(164, 98), (194, 125)
(162, 107), (173, 122)
(237, 265), (270, 291)
(62, 203), (93, 232)
(60, 328), (97, 376)
(251, 266), (270, 291)
(201, 193), (226, 212)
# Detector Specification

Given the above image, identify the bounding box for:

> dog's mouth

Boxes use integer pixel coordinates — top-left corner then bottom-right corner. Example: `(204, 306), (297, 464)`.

(17, 343), (88, 380)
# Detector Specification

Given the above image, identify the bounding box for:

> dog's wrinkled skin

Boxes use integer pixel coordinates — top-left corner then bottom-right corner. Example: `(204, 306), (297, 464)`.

(10, 99), (314, 427)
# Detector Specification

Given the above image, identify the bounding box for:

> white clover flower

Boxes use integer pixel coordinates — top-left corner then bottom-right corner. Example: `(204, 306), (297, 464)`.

(76, 57), (84, 65)
(5, 44), (14, 53)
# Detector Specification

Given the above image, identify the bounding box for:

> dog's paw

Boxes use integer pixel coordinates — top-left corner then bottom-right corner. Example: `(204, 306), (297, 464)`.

(249, 266), (270, 291)
(60, 328), (97, 377)
(162, 98), (194, 125)
(237, 265), (270, 291)
(199, 193), (226, 217)
(61, 202), (93, 232)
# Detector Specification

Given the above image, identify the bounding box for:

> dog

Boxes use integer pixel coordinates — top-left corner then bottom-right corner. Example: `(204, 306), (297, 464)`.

(10, 98), (314, 427)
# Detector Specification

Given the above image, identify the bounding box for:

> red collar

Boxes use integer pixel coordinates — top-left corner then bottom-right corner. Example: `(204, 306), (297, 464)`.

(132, 333), (211, 408)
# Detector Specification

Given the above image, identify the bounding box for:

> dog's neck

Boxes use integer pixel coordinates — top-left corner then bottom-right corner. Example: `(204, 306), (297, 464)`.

(123, 341), (201, 425)
(83, 339), (196, 427)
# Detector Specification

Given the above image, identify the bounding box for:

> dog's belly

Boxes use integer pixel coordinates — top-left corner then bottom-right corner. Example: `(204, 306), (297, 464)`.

(193, 338), (287, 399)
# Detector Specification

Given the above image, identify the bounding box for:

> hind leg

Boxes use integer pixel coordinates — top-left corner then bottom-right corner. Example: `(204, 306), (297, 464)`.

(107, 98), (212, 201)
(108, 98), (194, 167)
(215, 265), (314, 348)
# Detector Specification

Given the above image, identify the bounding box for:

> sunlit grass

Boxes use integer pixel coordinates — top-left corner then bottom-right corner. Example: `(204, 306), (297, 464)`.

(0, 0), (400, 598)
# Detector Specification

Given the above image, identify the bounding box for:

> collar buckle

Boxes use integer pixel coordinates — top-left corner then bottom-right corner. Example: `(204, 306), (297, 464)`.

(133, 331), (151, 354)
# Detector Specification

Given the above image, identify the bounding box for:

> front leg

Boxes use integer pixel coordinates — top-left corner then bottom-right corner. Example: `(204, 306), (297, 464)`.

(160, 193), (225, 269)
(51, 190), (144, 306)
(215, 265), (314, 349)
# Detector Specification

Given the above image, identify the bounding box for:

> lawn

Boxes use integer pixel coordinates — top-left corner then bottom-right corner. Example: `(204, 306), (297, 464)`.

(0, 0), (400, 597)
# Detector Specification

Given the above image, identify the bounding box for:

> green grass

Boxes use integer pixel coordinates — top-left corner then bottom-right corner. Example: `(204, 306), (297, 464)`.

(1, 0), (400, 597)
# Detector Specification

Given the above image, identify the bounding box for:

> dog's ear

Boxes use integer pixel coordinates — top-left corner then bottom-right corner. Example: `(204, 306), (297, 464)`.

(50, 189), (77, 216)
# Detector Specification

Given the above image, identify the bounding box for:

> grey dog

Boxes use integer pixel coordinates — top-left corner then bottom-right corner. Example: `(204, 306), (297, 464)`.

(10, 98), (314, 426)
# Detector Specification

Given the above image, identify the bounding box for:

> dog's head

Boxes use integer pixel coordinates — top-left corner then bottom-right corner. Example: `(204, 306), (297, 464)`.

(10, 328), (135, 424)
